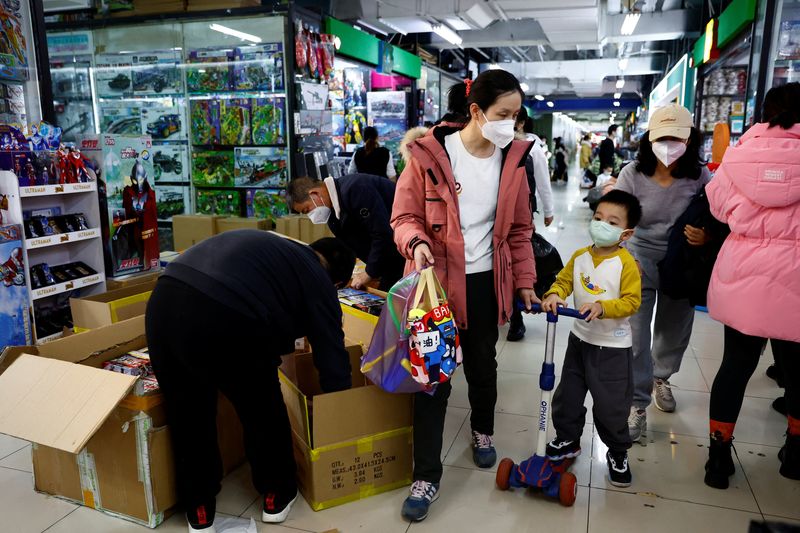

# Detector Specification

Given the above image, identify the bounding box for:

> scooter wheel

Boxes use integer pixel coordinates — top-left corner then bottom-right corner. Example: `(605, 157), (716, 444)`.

(496, 458), (515, 490)
(558, 472), (578, 507)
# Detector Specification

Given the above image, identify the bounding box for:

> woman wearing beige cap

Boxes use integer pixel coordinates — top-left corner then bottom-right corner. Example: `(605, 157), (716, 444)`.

(614, 104), (711, 442)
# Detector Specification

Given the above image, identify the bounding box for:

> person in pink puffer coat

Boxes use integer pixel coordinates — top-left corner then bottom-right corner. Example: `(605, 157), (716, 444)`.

(704, 83), (800, 490)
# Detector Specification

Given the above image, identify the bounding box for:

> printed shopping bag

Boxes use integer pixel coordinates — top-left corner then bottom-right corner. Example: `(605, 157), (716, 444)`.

(407, 268), (462, 387)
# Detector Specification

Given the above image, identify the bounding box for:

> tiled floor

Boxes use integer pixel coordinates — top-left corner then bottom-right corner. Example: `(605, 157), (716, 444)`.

(2, 163), (798, 532)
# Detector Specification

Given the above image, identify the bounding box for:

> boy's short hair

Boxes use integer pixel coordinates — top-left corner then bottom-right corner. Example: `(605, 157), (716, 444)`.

(597, 189), (642, 229)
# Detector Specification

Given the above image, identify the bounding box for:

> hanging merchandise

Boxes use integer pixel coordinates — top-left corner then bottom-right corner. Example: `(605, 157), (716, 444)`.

(0, 2), (30, 83)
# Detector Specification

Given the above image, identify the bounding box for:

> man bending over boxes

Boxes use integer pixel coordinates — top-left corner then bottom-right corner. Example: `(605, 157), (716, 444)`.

(146, 230), (356, 533)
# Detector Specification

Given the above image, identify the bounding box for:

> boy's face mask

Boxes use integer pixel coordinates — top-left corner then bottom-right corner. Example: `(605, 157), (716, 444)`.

(589, 220), (629, 247)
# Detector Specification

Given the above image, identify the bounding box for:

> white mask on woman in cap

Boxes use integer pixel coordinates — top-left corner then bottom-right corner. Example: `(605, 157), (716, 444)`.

(652, 140), (687, 167)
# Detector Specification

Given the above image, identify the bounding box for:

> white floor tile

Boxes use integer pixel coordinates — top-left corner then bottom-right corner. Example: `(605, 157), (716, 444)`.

(43, 506), (244, 532)
(0, 433), (28, 460)
(736, 441), (800, 520)
(587, 488), (761, 533)
(215, 463), (260, 517)
(0, 467), (77, 533)
(408, 466), (589, 532)
(696, 356), (783, 400)
(591, 431), (760, 512)
(667, 356), (709, 393)
(497, 338), (569, 376)
(441, 407), (469, 461)
(0, 444), (32, 472)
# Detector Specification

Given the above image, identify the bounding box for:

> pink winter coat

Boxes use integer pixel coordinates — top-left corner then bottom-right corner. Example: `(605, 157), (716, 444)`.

(391, 125), (537, 329)
(707, 122), (800, 342)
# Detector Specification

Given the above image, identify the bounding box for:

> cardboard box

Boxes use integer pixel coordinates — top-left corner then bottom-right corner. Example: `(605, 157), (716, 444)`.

(0, 317), (245, 528)
(274, 214), (303, 241)
(279, 345), (412, 511)
(172, 214), (226, 251)
(340, 288), (387, 351)
(216, 216), (274, 234)
(274, 215), (332, 244)
(70, 280), (157, 331)
(106, 270), (161, 291)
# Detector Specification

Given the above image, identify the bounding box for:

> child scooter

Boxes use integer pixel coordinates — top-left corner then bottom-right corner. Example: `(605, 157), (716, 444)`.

(495, 303), (587, 506)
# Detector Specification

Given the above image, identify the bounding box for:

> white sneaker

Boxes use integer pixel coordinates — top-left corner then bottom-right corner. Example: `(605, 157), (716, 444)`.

(653, 379), (676, 412)
(188, 524), (216, 533)
(262, 492), (298, 523)
(628, 406), (647, 442)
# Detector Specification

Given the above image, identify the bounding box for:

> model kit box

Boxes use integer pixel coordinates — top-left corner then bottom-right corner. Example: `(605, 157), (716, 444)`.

(0, 224), (32, 348)
(79, 134), (160, 278)
(279, 344), (412, 511)
(0, 316), (246, 528)
(70, 279), (157, 331)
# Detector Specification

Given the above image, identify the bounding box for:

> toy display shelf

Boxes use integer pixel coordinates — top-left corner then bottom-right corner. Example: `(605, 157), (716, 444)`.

(0, 170), (107, 344)
(191, 143), (286, 149)
(187, 90), (287, 99)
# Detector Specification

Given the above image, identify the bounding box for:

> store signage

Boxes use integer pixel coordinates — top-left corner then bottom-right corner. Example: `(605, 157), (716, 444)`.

(47, 31), (94, 57)
(704, 19), (719, 63)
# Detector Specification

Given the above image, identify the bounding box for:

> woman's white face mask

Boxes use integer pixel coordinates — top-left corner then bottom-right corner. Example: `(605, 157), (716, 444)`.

(652, 139), (688, 167)
(479, 111), (516, 149)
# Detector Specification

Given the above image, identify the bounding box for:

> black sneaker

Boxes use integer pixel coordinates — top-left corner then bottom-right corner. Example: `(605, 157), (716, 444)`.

(546, 437), (581, 460)
(766, 365), (785, 387)
(606, 450), (632, 487)
(772, 396), (788, 417)
(186, 502), (216, 531)
(262, 490), (298, 523)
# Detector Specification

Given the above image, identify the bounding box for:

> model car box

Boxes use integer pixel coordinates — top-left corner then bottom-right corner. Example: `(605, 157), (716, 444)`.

(171, 214), (227, 251)
(70, 279), (157, 331)
(278, 344), (412, 511)
(216, 216), (273, 234)
(340, 288), (386, 351)
(0, 316), (245, 528)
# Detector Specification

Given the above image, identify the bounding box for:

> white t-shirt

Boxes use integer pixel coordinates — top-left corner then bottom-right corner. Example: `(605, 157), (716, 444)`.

(444, 132), (500, 274)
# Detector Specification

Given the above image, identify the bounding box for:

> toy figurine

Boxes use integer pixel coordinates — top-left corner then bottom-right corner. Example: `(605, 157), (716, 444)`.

(56, 144), (70, 183)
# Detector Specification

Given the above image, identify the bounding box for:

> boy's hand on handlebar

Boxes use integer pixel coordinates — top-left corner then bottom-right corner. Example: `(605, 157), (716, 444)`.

(579, 302), (604, 322)
(541, 293), (566, 314)
(413, 243), (434, 272)
(517, 288), (541, 311)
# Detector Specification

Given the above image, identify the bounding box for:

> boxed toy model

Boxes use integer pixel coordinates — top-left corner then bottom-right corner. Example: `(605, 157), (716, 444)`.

(155, 184), (190, 220)
(102, 352), (152, 376)
(251, 97), (285, 145)
(233, 146), (286, 187)
(220, 99), (251, 145)
(95, 53), (134, 98)
(131, 51), (182, 95)
(196, 188), (241, 216)
(78, 134), (160, 277)
(245, 189), (289, 222)
(186, 48), (233, 93)
(141, 107), (185, 141)
(99, 102), (142, 135)
(233, 43), (284, 92)
(152, 144), (188, 181)
(192, 150), (234, 187)
(190, 99), (220, 145)
(0, 224), (32, 347)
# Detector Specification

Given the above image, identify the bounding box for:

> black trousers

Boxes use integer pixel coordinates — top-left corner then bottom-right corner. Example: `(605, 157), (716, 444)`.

(710, 325), (800, 423)
(413, 270), (499, 482)
(146, 276), (297, 513)
(552, 333), (633, 452)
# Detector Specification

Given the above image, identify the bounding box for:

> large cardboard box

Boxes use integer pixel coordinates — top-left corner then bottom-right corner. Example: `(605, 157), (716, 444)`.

(216, 216), (273, 234)
(0, 317), (245, 528)
(70, 280), (157, 331)
(172, 214), (226, 251)
(273, 215), (333, 244)
(340, 288), (387, 351)
(106, 270), (161, 291)
(279, 345), (412, 511)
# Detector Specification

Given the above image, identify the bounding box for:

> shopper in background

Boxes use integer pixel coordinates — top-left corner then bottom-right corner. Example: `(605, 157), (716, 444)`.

(614, 104), (711, 442)
(146, 232), (356, 533)
(600, 124), (619, 170)
(347, 126), (397, 181)
(438, 81), (469, 124)
(552, 137), (569, 182)
(507, 108), (555, 342)
(392, 69), (538, 522)
(704, 82), (800, 488)
(580, 133), (593, 170)
(289, 174), (405, 291)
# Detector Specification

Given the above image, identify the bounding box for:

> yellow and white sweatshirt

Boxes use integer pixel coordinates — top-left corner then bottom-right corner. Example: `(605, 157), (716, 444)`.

(545, 245), (642, 348)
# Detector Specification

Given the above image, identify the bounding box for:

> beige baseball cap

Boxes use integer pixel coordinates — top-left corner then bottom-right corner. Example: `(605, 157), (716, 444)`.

(649, 104), (693, 140)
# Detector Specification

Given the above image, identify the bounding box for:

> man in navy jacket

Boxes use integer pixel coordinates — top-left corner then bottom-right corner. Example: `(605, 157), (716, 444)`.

(289, 174), (406, 291)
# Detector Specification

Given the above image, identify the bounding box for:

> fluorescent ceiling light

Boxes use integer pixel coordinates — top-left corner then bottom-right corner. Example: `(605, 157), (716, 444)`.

(614, 92), (622, 99)
(534, 94), (545, 101)
(546, 101), (555, 108)
(620, 13), (641, 36)
(209, 23), (262, 43)
(618, 57), (629, 71)
(616, 79), (625, 89)
(378, 17), (408, 35)
(520, 82), (530, 92)
(432, 23), (463, 46)
(355, 20), (388, 36)
(464, 3), (496, 28)
(613, 101), (621, 107)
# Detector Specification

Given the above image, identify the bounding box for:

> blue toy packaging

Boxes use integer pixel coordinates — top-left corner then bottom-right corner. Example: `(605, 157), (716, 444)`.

(233, 43), (284, 92)
(0, 224), (32, 348)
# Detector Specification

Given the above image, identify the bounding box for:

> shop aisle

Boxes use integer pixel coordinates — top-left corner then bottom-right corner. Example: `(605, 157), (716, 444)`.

(0, 160), (797, 532)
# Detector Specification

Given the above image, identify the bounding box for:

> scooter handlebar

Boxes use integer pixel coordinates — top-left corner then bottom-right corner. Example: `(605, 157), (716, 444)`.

(516, 301), (589, 320)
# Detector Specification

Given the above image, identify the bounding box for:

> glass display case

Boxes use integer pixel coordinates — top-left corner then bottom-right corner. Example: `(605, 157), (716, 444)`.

(0, 0), (43, 130)
(767, 0), (800, 87)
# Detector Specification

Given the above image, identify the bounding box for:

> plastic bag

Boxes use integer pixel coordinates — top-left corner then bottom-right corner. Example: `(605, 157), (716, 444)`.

(361, 271), (426, 394)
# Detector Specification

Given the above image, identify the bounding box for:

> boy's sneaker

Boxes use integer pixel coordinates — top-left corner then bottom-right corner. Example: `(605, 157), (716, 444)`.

(471, 431), (497, 468)
(262, 490), (298, 523)
(401, 481), (440, 522)
(653, 379), (676, 412)
(186, 503), (215, 532)
(628, 407), (647, 442)
(778, 433), (800, 480)
(606, 450), (632, 487)
(546, 437), (581, 460)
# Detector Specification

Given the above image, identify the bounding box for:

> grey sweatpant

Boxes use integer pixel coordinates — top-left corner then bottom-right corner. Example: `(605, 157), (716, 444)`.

(552, 333), (633, 452)
(629, 249), (695, 409)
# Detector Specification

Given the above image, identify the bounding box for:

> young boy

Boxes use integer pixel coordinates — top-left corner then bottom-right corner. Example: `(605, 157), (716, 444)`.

(542, 189), (643, 487)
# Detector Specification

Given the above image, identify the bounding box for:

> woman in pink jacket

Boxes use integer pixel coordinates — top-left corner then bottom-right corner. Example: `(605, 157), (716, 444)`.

(704, 83), (800, 489)
(391, 70), (538, 521)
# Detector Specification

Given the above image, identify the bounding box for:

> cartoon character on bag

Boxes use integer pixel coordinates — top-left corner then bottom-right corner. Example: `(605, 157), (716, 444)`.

(427, 306), (462, 383)
(407, 308), (431, 384)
